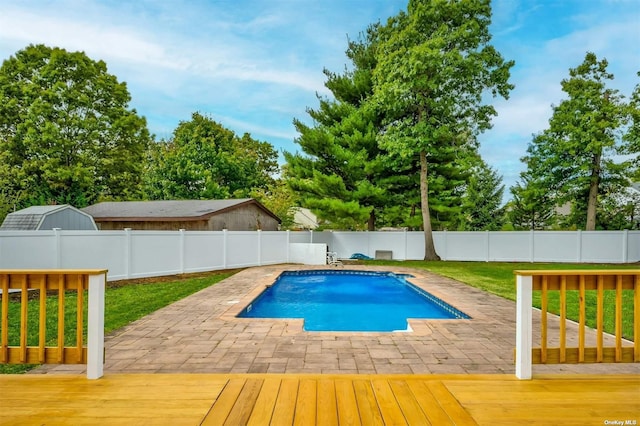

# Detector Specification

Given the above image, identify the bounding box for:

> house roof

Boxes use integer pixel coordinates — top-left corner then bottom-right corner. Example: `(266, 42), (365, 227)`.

(81, 199), (281, 223)
(0, 205), (93, 230)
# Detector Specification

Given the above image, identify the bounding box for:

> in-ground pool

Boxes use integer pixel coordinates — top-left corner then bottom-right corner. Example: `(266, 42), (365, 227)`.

(237, 270), (469, 332)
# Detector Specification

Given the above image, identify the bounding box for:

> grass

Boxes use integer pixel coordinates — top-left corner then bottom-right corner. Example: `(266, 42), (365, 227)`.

(364, 260), (638, 341)
(0, 270), (237, 374)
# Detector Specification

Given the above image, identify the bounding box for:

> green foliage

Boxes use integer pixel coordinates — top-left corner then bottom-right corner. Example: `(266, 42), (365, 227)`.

(518, 52), (635, 230)
(371, 0), (514, 257)
(0, 44), (151, 216)
(143, 113), (278, 200)
(457, 159), (505, 230)
(287, 1), (513, 239)
(285, 28), (397, 231)
(508, 173), (557, 230)
(250, 178), (297, 229)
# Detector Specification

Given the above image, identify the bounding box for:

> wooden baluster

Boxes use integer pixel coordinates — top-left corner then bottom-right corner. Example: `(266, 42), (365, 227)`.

(635, 275), (640, 362)
(540, 276), (548, 363)
(20, 275), (28, 363)
(560, 275), (567, 363)
(596, 275), (604, 363)
(76, 275), (85, 363)
(1, 274), (8, 363)
(578, 275), (586, 363)
(58, 274), (65, 363)
(38, 275), (47, 364)
(615, 275), (623, 362)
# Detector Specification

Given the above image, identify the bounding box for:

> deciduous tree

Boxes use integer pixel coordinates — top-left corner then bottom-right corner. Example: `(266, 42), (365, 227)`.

(0, 44), (151, 215)
(520, 52), (632, 230)
(144, 113), (277, 200)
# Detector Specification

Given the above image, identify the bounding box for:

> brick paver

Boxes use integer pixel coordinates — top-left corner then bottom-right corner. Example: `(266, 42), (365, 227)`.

(32, 265), (640, 376)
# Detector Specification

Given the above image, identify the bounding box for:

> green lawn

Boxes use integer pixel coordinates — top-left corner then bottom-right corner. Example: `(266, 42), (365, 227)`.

(365, 260), (638, 341)
(0, 270), (237, 374)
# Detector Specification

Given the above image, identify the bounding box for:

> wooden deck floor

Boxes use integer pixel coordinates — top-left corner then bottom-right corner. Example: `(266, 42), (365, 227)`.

(1, 373), (639, 425)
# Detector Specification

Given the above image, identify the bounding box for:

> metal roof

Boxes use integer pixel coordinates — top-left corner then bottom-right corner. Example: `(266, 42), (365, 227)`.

(0, 205), (95, 230)
(81, 199), (280, 222)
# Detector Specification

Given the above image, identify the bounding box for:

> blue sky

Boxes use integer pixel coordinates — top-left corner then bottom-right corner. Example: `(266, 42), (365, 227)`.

(0, 0), (638, 199)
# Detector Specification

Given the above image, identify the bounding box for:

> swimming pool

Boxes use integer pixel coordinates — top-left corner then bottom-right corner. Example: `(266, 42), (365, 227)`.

(237, 270), (469, 332)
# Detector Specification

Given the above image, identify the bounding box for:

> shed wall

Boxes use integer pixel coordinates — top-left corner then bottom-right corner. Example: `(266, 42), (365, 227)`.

(96, 220), (209, 231)
(208, 205), (279, 231)
(40, 210), (97, 230)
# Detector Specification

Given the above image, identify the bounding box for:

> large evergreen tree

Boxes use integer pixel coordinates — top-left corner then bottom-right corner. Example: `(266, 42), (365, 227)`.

(0, 44), (151, 215)
(371, 0), (514, 259)
(508, 173), (557, 230)
(285, 28), (397, 230)
(520, 52), (633, 230)
(458, 158), (505, 230)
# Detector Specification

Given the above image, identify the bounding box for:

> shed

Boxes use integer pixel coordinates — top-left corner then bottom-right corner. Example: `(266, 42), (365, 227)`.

(0, 205), (98, 231)
(82, 199), (281, 231)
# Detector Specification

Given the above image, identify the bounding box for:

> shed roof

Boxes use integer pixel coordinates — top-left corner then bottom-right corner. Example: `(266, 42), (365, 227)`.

(82, 199), (281, 223)
(0, 205), (94, 230)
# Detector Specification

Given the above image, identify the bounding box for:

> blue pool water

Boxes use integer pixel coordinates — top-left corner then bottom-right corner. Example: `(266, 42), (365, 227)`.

(237, 270), (469, 332)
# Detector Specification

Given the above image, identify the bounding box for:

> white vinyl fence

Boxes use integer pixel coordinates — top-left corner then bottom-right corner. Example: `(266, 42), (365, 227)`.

(0, 229), (638, 281)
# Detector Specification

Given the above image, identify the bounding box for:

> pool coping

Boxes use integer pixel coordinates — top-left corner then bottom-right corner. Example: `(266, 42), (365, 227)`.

(220, 266), (480, 335)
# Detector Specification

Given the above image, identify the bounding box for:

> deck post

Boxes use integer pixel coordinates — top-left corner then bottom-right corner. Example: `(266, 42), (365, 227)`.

(516, 274), (533, 379)
(87, 272), (105, 379)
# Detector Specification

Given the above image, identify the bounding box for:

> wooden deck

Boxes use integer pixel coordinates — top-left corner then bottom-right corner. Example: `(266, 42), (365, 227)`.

(1, 374), (638, 425)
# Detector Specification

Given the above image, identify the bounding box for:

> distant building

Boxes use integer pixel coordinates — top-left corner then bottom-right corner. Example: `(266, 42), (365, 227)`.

(82, 199), (281, 231)
(0, 205), (97, 231)
(292, 207), (319, 230)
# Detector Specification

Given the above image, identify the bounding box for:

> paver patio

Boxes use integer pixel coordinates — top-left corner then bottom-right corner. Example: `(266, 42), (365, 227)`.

(31, 265), (640, 376)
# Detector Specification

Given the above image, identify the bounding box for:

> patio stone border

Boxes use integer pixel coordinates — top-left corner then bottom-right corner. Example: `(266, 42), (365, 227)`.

(32, 265), (639, 376)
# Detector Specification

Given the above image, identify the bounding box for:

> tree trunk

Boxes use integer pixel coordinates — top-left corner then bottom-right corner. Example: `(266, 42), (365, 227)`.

(420, 151), (441, 261)
(585, 151), (601, 231)
(367, 209), (376, 231)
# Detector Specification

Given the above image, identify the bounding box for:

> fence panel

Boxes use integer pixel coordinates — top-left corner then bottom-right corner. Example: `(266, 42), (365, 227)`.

(329, 232), (370, 259)
(489, 231), (532, 262)
(130, 232), (182, 278)
(0, 232), (57, 269)
(260, 231), (289, 265)
(1, 230), (639, 281)
(183, 231), (225, 273)
(226, 231), (260, 268)
(580, 231), (625, 263)
(533, 232), (579, 263)
(59, 231), (127, 278)
(440, 232), (488, 261)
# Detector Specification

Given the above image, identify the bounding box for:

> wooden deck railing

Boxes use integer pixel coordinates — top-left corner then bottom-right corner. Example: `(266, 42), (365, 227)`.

(0, 269), (106, 379)
(514, 269), (640, 379)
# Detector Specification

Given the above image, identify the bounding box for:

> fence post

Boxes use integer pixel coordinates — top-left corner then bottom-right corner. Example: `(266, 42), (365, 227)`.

(404, 229), (408, 261)
(179, 229), (186, 274)
(622, 229), (628, 263)
(515, 273), (533, 379)
(87, 272), (105, 380)
(257, 229), (262, 266)
(222, 229), (228, 269)
(485, 230), (490, 262)
(124, 228), (132, 279)
(286, 230), (290, 263)
(529, 230), (535, 263)
(576, 229), (582, 263)
(442, 230), (447, 261)
(53, 228), (62, 268)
